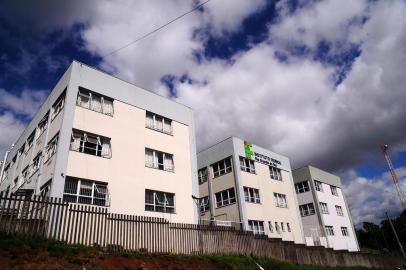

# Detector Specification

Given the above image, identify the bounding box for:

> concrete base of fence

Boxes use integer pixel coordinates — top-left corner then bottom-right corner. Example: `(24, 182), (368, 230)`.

(0, 193), (404, 268)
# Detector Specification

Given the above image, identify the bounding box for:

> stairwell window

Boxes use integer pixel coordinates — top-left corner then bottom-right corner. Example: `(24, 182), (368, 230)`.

(287, 223), (291, 232)
(145, 189), (175, 213)
(71, 130), (111, 158)
(248, 220), (265, 235)
(52, 91), (65, 120)
(314, 180), (323, 192)
(295, 180), (310, 194)
(26, 132), (35, 152)
(325, 226), (334, 236)
(341, 227), (349, 236)
(145, 148), (174, 172)
(44, 135), (59, 162)
(63, 177), (109, 206)
(239, 156), (255, 174)
(274, 193), (287, 208)
(146, 111), (172, 135)
(198, 167), (208, 184)
(299, 203), (315, 217)
(243, 186), (260, 203)
(275, 222), (280, 233)
(330, 185), (339, 196)
(320, 202), (329, 214)
(269, 166), (282, 181)
(281, 222), (285, 232)
(200, 196), (210, 213)
(37, 112), (49, 136)
(215, 188), (236, 207)
(31, 153), (42, 175)
(268, 221), (274, 233)
(77, 88), (114, 116)
(335, 205), (344, 216)
(211, 157), (232, 178)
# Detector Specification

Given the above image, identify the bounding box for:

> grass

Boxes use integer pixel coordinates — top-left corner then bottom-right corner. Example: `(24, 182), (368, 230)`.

(0, 233), (398, 270)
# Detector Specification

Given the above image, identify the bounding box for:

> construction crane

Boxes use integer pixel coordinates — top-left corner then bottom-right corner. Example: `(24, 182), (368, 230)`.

(380, 144), (406, 209)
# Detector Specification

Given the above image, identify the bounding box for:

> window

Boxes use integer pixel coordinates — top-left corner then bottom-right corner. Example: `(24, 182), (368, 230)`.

(145, 148), (174, 172)
(319, 202), (329, 214)
(21, 166), (29, 184)
(248, 220), (265, 235)
(269, 166), (282, 180)
(77, 88), (114, 116)
(274, 193), (287, 208)
(145, 189), (175, 213)
(268, 221), (274, 233)
(31, 153), (41, 175)
(295, 181), (310, 194)
(215, 188), (236, 207)
(70, 130), (112, 158)
(63, 177), (109, 206)
(44, 135), (59, 162)
(314, 180), (323, 192)
(325, 226), (334, 236)
(281, 222), (285, 232)
(335, 205), (344, 216)
(198, 167), (208, 184)
(287, 223), (291, 232)
(341, 227), (349, 236)
(40, 180), (52, 197)
(243, 186), (260, 203)
(211, 157), (232, 178)
(26, 132), (35, 151)
(199, 196), (210, 213)
(299, 203), (316, 217)
(239, 156), (255, 174)
(146, 111), (172, 135)
(330, 185), (338, 196)
(275, 222), (280, 233)
(37, 113), (49, 135)
(52, 91), (65, 120)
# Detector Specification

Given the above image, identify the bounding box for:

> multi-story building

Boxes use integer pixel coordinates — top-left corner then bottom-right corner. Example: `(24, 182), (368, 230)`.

(292, 166), (359, 251)
(197, 137), (305, 243)
(0, 61), (198, 223)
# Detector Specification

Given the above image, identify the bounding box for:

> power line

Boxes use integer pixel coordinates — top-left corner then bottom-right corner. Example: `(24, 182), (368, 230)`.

(102, 0), (212, 59)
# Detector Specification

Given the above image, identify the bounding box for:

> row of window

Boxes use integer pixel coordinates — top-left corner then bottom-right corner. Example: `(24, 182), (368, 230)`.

(77, 88), (174, 135)
(63, 177), (176, 214)
(295, 180), (340, 197)
(299, 202), (344, 217)
(198, 156), (283, 185)
(248, 220), (292, 235)
(325, 225), (349, 237)
(70, 129), (174, 172)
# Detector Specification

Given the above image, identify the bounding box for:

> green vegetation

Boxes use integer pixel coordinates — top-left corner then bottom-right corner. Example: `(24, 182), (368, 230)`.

(0, 232), (397, 270)
(356, 210), (406, 252)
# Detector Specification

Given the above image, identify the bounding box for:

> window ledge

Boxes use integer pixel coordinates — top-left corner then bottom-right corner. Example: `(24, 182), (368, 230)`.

(70, 149), (112, 159)
(215, 202), (236, 209)
(76, 104), (114, 117)
(212, 171), (232, 179)
(145, 164), (175, 173)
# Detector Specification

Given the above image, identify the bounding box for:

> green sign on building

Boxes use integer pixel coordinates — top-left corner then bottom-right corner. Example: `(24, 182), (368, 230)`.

(244, 140), (253, 159)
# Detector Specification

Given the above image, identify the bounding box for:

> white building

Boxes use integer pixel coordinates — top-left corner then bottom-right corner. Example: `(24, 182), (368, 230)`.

(0, 61), (198, 224)
(292, 166), (359, 251)
(197, 137), (305, 243)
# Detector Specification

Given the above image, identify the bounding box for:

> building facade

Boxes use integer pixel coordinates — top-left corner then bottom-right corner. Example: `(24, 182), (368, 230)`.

(292, 166), (359, 251)
(197, 137), (305, 243)
(0, 61), (198, 223)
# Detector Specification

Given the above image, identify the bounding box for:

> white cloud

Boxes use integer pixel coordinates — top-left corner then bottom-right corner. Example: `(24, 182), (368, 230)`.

(0, 112), (25, 158)
(343, 168), (405, 226)
(0, 89), (48, 117)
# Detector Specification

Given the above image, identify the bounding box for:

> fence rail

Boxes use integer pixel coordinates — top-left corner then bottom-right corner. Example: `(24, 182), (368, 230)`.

(0, 193), (403, 268)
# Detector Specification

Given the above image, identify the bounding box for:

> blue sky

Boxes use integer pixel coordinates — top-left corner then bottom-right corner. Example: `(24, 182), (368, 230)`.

(0, 0), (405, 225)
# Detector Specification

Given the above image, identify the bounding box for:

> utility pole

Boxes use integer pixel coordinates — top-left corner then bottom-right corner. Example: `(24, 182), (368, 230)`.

(380, 144), (406, 209)
(386, 212), (406, 259)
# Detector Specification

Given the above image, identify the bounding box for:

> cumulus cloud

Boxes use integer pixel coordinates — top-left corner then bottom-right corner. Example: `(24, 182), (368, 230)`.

(343, 168), (406, 226)
(0, 89), (48, 118)
(0, 112), (25, 159)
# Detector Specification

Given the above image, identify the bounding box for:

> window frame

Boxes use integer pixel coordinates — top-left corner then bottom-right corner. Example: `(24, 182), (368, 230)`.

(319, 202), (329, 214)
(51, 91), (66, 120)
(314, 180), (323, 192)
(248, 220), (265, 235)
(199, 196), (210, 213)
(211, 157), (233, 178)
(325, 226), (335, 236)
(330, 185), (339, 196)
(243, 186), (261, 204)
(70, 130), (112, 159)
(198, 167), (208, 184)
(295, 180), (310, 194)
(76, 87), (114, 117)
(239, 156), (256, 174)
(215, 188), (236, 208)
(63, 177), (109, 206)
(274, 193), (287, 208)
(335, 205), (344, 216)
(299, 203), (316, 217)
(145, 148), (174, 172)
(341, 226), (349, 236)
(269, 166), (282, 181)
(145, 111), (173, 135)
(145, 189), (175, 214)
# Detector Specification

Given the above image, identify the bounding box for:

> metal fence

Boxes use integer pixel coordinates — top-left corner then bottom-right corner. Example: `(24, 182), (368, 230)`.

(0, 193), (403, 268)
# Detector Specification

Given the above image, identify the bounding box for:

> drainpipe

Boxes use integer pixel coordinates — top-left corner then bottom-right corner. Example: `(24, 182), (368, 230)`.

(0, 144), (14, 186)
